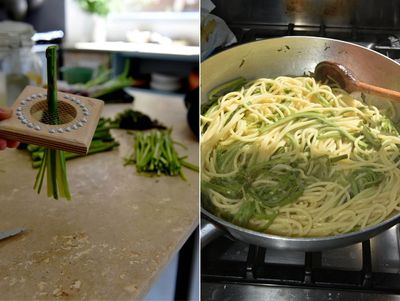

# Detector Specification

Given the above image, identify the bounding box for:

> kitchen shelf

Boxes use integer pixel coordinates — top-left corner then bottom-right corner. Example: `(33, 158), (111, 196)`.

(63, 42), (199, 62)
(125, 87), (186, 98)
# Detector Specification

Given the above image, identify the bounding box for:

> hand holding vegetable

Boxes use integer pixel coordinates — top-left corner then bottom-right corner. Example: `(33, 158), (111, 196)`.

(0, 107), (19, 150)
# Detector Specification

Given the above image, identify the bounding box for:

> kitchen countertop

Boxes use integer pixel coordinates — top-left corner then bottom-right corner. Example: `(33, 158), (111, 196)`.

(0, 90), (199, 300)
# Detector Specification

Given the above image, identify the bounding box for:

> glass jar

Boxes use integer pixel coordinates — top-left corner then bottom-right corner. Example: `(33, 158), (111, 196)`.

(0, 21), (42, 107)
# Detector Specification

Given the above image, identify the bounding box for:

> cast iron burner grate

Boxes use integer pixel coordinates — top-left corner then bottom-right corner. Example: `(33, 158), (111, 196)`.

(202, 236), (400, 294)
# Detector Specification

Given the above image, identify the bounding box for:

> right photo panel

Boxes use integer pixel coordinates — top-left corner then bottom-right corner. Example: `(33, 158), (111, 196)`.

(200, 0), (400, 300)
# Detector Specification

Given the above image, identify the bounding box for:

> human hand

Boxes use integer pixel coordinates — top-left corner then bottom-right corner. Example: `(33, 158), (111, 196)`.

(0, 107), (19, 150)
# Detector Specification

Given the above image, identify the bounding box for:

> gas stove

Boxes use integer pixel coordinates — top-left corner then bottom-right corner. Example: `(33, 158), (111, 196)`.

(209, 0), (400, 63)
(202, 223), (400, 300)
(201, 2), (400, 300)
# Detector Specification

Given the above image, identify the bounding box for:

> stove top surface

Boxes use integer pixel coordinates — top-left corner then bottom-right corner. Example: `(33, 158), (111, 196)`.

(202, 226), (400, 299)
(202, 283), (400, 301)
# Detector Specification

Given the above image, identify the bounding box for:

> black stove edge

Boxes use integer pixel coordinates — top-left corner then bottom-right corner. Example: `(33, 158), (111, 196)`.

(201, 282), (400, 301)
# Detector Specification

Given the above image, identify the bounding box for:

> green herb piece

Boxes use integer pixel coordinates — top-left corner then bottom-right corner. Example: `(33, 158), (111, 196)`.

(380, 116), (399, 135)
(179, 159), (199, 172)
(223, 106), (242, 126)
(349, 168), (384, 195)
(362, 126), (381, 150)
(232, 200), (256, 227)
(329, 154), (348, 163)
(203, 176), (244, 199)
(214, 142), (243, 174)
(202, 77), (247, 114)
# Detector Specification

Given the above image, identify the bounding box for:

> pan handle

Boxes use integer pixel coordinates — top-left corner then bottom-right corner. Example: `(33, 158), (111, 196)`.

(201, 219), (223, 248)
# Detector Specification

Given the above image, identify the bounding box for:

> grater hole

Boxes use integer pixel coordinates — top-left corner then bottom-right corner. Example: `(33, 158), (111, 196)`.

(30, 100), (77, 125)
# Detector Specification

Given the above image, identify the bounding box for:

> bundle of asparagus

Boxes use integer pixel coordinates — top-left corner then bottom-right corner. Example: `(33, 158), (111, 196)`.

(124, 129), (198, 180)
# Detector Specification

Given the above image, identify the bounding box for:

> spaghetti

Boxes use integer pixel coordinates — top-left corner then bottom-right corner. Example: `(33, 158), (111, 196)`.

(201, 76), (400, 237)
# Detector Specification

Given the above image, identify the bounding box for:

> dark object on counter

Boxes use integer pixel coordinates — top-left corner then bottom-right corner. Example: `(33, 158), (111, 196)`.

(111, 109), (165, 130)
(184, 87), (199, 140)
(95, 89), (134, 104)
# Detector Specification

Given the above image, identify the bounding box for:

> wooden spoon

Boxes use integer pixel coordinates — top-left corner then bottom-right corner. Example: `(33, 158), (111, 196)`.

(314, 61), (400, 102)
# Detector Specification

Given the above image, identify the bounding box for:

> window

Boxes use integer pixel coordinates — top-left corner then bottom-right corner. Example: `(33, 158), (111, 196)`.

(111, 0), (198, 12)
(66, 0), (199, 45)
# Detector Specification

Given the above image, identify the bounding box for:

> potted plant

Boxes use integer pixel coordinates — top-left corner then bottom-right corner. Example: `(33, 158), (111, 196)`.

(76, 0), (110, 42)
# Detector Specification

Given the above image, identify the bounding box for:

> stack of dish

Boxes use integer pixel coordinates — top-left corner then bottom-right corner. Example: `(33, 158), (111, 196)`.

(150, 73), (181, 92)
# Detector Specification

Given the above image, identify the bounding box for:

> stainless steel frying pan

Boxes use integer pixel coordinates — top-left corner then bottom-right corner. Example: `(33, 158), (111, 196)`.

(201, 36), (400, 251)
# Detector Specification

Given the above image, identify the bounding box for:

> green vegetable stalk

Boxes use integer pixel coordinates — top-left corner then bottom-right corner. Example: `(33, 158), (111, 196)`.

(125, 129), (198, 180)
(33, 46), (71, 200)
(31, 140), (119, 168)
(90, 61), (135, 98)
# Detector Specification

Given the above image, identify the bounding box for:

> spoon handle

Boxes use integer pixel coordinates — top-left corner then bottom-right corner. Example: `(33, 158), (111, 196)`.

(356, 81), (400, 103)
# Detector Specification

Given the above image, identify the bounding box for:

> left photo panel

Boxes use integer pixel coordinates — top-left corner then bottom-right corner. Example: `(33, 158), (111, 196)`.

(0, 0), (199, 300)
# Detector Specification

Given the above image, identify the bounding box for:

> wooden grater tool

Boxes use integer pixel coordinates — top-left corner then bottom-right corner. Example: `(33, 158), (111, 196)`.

(0, 86), (104, 155)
